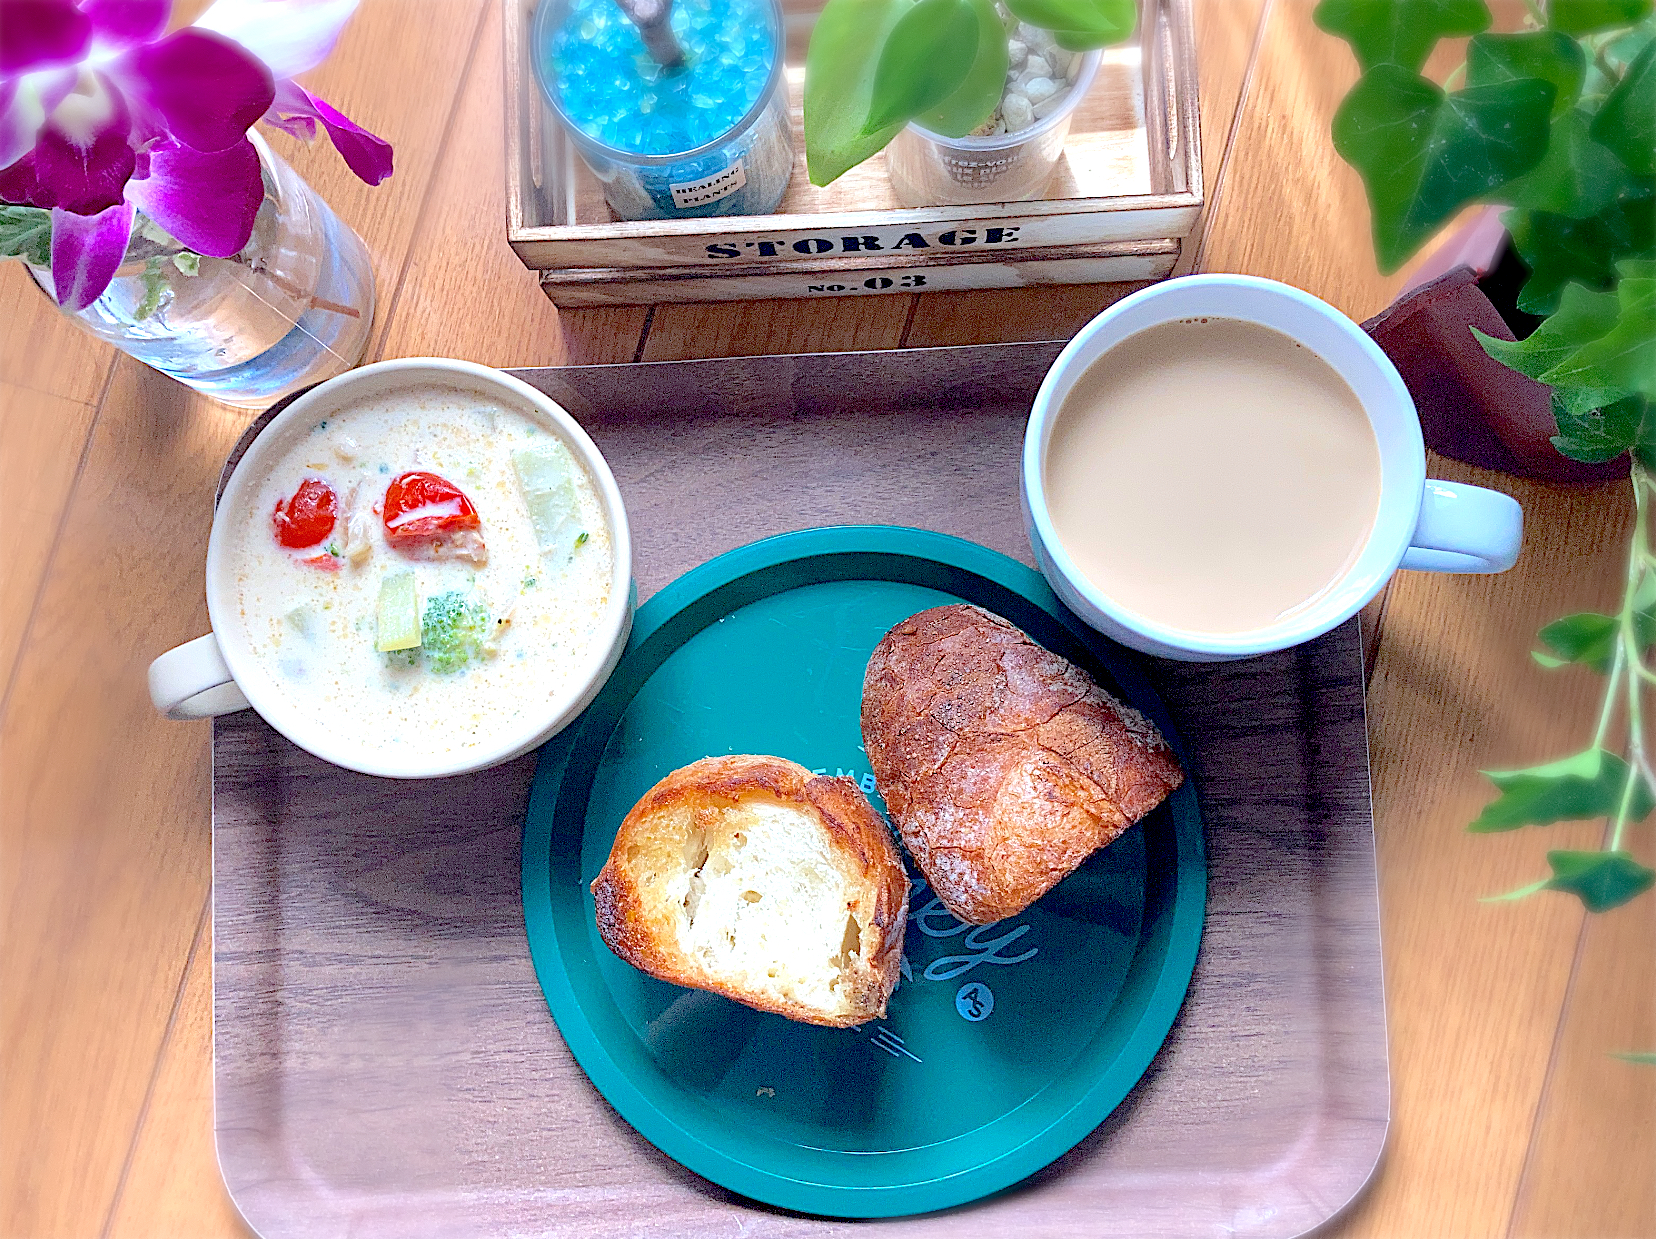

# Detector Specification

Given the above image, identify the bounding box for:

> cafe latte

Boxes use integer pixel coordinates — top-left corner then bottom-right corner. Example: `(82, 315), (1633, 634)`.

(1043, 316), (1383, 635)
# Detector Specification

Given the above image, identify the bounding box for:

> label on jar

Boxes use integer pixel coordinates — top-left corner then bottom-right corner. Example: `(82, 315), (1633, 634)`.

(670, 160), (747, 210)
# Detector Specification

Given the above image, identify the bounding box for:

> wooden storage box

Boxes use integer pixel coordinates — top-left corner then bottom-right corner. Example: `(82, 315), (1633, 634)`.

(505, 0), (1200, 305)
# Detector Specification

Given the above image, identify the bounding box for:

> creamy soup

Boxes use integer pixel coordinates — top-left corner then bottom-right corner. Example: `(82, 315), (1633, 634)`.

(227, 389), (613, 760)
(1043, 317), (1383, 635)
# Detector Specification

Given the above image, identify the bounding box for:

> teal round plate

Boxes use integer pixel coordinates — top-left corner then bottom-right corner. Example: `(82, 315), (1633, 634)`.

(521, 526), (1205, 1218)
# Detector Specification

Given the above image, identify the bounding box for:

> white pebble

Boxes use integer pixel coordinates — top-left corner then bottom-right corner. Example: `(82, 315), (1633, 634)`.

(1024, 54), (1050, 79)
(1002, 92), (1034, 130)
(1007, 38), (1026, 68)
(1066, 53), (1082, 82)
(1024, 76), (1058, 104)
(1024, 23), (1055, 52)
(1032, 89), (1068, 120)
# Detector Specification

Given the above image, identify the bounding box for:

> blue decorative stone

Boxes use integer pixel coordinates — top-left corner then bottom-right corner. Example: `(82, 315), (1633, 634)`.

(533, 0), (794, 220)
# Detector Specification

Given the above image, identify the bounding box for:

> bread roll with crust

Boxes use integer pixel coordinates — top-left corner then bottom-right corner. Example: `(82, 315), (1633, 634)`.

(591, 755), (909, 1027)
(862, 604), (1184, 925)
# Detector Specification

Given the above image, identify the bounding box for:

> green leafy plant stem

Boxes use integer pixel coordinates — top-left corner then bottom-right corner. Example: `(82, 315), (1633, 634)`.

(1614, 466), (1656, 850)
(1320, 0), (1656, 921)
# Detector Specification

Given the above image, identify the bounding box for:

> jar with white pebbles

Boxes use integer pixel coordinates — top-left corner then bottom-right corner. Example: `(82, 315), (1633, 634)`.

(884, 9), (1103, 207)
(979, 21), (1089, 136)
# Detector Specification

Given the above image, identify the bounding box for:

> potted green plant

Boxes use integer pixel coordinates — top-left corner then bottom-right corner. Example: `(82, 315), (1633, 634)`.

(1318, 0), (1655, 934)
(804, 0), (1137, 205)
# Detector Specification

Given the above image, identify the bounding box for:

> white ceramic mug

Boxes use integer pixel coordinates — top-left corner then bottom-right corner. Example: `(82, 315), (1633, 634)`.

(1022, 274), (1524, 662)
(148, 358), (635, 777)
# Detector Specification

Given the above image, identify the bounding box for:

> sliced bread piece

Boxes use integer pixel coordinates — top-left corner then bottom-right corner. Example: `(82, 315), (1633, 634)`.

(591, 755), (909, 1027)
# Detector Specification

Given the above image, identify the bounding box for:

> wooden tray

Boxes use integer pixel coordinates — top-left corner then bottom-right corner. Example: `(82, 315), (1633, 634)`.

(503, 0), (1200, 304)
(212, 344), (1388, 1239)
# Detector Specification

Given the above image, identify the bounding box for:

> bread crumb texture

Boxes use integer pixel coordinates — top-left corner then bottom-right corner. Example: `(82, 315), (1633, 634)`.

(862, 604), (1184, 925)
(591, 755), (909, 1027)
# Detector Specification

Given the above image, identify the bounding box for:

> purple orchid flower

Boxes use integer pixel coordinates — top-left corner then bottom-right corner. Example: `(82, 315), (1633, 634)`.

(0, 0), (392, 310)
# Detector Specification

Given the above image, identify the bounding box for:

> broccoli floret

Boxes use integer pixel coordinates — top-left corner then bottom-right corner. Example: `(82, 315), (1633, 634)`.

(420, 591), (490, 673)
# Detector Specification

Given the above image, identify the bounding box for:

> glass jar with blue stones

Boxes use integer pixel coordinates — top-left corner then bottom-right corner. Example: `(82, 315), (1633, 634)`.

(533, 0), (793, 221)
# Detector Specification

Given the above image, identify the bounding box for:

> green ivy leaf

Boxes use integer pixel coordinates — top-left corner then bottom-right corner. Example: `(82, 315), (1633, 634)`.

(1602, 14), (1656, 76)
(1583, 18), (1656, 104)
(916, 0), (1009, 137)
(1638, 399), (1656, 469)
(1542, 849), (1656, 911)
(1470, 747), (1655, 832)
(1473, 280), (1620, 380)
(1314, 0), (1490, 73)
(1544, 272), (1656, 400)
(1502, 112), (1637, 217)
(1467, 31), (1585, 118)
(864, 0), (980, 134)
(0, 204), (54, 267)
(1550, 0), (1654, 36)
(1632, 567), (1656, 613)
(1004, 0), (1135, 42)
(1592, 37), (1656, 176)
(1551, 391), (1647, 460)
(1333, 67), (1554, 272)
(1504, 201), (1652, 315)
(1535, 612), (1620, 669)
(804, 0), (911, 186)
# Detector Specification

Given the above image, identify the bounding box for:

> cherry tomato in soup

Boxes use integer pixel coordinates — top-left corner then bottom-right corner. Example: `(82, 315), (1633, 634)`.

(381, 472), (482, 546)
(272, 478), (338, 549)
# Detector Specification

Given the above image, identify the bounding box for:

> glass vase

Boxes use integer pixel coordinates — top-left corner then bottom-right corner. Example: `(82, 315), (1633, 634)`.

(30, 133), (374, 410)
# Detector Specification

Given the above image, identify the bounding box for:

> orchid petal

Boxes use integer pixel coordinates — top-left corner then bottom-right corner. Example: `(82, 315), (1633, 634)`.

(259, 103), (317, 141)
(32, 64), (76, 114)
(82, 0), (169, 53)
(0, 68), (75, 165)
(49, 199), (131, 310)
(0, 0), (90, 78)
(267, 80), (391, 185)
(109, 29), (273, 153)
(0, 77), (44, 167)
(0, 78), (133, 212)
(194, 0), (360, 80)
(126, 136), (262, 257)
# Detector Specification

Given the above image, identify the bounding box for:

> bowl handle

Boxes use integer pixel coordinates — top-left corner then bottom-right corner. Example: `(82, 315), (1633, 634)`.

(148, 634), (252, 719)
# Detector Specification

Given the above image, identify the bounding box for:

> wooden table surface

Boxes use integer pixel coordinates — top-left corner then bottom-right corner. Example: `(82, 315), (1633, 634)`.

(1, 1), (1651, 1236)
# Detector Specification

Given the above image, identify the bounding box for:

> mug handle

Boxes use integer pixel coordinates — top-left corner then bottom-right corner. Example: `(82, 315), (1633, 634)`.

(1399, 480), (1523, 574)
(148, 634), (252, 719)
